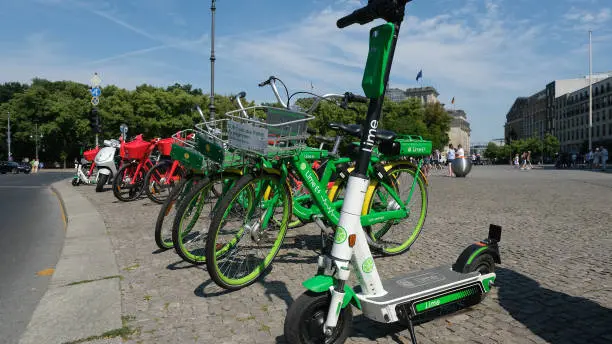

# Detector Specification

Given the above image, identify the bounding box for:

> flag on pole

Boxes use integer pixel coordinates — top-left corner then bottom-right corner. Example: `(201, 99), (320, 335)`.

(416, 70), (423, 82)
(451, 97), (455, 104)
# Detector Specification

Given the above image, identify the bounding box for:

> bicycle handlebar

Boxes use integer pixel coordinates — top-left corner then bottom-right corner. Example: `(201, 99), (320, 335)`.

(337, 0), (411, 28)
(258, 76), (288, 108)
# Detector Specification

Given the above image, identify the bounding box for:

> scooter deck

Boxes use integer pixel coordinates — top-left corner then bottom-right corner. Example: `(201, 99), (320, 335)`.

(357, 265), (488, 323)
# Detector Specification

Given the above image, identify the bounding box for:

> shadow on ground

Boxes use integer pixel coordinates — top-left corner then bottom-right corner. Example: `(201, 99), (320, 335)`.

(497, 268), (612, 344)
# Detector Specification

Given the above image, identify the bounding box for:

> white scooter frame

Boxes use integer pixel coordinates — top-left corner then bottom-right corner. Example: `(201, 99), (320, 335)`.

(284, 2), (501, 343)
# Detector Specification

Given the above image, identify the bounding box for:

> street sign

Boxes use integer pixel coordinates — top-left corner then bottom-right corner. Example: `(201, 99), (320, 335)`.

(91, 97), (100, 106)
(90, 73), (102, 86)
(120, 123), (128, 134)
(90, 87), (101, 97)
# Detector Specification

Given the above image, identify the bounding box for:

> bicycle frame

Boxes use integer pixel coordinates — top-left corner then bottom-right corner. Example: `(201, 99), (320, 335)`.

(255, 147), (424, 233)
(124, 142), (159, 185)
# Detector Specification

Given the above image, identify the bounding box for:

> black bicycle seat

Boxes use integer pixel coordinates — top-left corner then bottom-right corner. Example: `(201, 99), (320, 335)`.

(328, 123), (397, 143)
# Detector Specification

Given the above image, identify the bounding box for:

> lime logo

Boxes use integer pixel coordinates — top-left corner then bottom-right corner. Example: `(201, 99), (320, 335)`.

(334, 227), (347, 244)
(362, 257), (374, 273)
(184, 153), (190, 159)
(300, 162), (308, 171)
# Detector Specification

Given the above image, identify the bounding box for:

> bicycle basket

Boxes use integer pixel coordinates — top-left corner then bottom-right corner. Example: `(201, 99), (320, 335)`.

(379, 135), (432, 157)
(157, 137), (174, 156)
(83, 147), (100, 162)
(223, 106), (314, 157)
(170, 129), (209, 171)
(123, 137), (151, 160)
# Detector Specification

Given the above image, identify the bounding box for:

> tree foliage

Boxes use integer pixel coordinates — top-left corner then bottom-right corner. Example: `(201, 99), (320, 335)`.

(484, 133), (560, 164)
(0, 79), (454, 164)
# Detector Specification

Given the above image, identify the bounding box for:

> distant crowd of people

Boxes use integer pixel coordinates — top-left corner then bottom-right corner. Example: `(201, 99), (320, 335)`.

(513, 151), (533, 170)
(23, 157), (42, 173)
(421, 144), (465, 177)
(555, 146), (608, 171)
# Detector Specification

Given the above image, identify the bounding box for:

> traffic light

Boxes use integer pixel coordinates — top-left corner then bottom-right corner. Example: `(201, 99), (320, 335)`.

(89, 108), (102, 133)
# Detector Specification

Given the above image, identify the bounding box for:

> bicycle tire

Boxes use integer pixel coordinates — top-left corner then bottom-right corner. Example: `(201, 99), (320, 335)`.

(112, 163), (146, 202)
(145, 161), (184, 204)
(154, 173), (204, 250)
(205, 172), (292, 290)
(364, 163), (428, 256)
(171, 172), (241, 265)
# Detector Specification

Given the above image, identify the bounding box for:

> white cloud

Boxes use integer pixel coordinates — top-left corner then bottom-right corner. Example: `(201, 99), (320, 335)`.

(3, 0), (610, 142)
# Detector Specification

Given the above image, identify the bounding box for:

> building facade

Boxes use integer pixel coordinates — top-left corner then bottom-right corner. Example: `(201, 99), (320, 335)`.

(385, 86), (471, 154)
(504, 74), (612, 152)
(554, 76), (612, 153)
(446, 109), (471, 154)
(385, 86), (440, 104)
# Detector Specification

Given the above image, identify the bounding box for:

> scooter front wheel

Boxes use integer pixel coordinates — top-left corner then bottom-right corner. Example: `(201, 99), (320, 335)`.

(284, 290), (352, 344)
(71, 178), (80, 186)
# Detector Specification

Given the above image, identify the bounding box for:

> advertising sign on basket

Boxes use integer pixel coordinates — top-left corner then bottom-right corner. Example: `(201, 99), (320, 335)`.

(228, 120), (268, 154)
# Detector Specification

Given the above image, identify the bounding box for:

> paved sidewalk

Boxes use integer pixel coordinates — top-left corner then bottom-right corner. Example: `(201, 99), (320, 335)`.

(76, 166), (612, 343)
(18, 180), (123, 344)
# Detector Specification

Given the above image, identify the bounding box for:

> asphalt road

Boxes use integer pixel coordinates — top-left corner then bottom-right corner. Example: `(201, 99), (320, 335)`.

(0, 172), (72, 344)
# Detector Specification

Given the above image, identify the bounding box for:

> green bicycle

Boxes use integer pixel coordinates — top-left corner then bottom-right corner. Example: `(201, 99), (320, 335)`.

(203, 88), (431, 290)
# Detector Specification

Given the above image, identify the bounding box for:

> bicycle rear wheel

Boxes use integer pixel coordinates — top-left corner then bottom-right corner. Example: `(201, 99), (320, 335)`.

(205, 172), (292, 290)
(364, 164), (428, 256)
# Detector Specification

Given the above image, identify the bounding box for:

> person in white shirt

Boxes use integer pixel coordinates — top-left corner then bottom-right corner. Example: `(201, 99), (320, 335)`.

(447, 144), (455, 177)
(456, 144), (465, 159)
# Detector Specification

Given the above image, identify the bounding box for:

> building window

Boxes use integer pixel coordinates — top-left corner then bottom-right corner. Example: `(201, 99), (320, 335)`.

(596, 126), (600, 137)
(604, 124), (607, 137)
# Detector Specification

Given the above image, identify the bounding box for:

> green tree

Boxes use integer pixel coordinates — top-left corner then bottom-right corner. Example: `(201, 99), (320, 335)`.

(542, 133), (560, 157)
(483, 142), (498, 160)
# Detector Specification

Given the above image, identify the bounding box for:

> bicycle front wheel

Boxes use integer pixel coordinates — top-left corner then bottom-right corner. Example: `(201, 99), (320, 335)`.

(364, 164), (428, 256)
(145, 161), (184, 204)
(154, 173), (204, 250)
(172, 171), (241, 265)
(112, 163), (146, 202)
(206, 172), (292, 290)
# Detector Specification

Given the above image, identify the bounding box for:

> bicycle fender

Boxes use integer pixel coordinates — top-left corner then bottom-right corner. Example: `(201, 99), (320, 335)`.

(384, 162), (428, 186)
(302, 275), (362, 310)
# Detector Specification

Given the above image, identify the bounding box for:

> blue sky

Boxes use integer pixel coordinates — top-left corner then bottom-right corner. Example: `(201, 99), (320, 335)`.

(1, 0), (611, 143)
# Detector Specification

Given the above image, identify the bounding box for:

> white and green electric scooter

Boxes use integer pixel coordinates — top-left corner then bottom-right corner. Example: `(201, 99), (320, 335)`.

(283, 1), (502, 343)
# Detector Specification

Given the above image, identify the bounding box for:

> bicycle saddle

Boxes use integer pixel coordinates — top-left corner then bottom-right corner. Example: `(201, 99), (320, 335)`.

(328, 123), (397, 143)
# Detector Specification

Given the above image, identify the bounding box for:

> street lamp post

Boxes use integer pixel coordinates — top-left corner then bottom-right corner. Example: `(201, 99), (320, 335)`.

(30, 123), (43, 161)
(209, 0), (216, 121)
(6, 111), (11, 161)
(588, 30), (593, 152)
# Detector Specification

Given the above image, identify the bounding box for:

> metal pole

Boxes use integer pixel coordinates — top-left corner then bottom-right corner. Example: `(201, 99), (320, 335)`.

(7, 111), (11, 161)
(209, 0), (216, 121)
(588, 30), (593, 152)
(35, 123), (39, 161)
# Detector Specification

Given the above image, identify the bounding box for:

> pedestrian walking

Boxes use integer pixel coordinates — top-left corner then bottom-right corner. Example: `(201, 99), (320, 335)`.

(447, 144), (455, 177)
(601, 146), (608, 171)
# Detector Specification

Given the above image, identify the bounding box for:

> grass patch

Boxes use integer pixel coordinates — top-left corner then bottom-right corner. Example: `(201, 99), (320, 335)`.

(261, 305), (268, 312)
(64, 275), (123, 287)
(258, 324), (271, 334)
(236, 315), (256, 321)
(123, 263), (140, 271)
(143, 295), (152, 301)
(62, 325), (136, 344)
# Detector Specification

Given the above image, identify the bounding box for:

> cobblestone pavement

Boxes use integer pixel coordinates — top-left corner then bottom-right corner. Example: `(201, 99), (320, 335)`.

(77, 166), (612, 344)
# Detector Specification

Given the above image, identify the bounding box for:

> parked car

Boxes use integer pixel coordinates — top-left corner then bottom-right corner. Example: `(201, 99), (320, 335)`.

(0, 161), (31, 174)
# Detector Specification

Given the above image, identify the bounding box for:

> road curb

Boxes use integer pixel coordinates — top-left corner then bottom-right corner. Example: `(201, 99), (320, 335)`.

(19, 179), (123, 344)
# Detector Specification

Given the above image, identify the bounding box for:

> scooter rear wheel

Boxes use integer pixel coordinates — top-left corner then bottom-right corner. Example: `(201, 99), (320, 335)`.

(284, 290), (352, 344)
